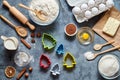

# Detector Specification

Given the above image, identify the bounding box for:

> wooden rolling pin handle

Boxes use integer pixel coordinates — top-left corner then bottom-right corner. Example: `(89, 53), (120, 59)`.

(26, 21), (35, 31)
(3, 0), (11, 9)
(0, 15), (16, 28)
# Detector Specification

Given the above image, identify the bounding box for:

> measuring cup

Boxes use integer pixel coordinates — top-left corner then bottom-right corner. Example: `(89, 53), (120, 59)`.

(1, 35), (19, 50)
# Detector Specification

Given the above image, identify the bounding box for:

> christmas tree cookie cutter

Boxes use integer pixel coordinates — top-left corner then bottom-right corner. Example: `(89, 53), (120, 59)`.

(50, 63), (60, 76)
(40, 54), (51, 69)
(56, 44), (64, 55)
(42, 33), (57, 50)
(63, 52), (76, 69)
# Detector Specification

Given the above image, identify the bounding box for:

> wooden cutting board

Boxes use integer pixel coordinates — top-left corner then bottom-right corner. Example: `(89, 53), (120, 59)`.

(92, 7), (120, 50)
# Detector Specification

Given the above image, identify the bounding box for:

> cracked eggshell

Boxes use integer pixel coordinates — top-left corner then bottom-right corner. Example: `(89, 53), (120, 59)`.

(106, 0), (114, 8)
(99, 4), (106, 11)
(85, 10), (92, 18)
(81, 4), (88, 11)
(91, 7), (99, 15)
(88, 0), (95, 8)
(72, 6), (82, 15)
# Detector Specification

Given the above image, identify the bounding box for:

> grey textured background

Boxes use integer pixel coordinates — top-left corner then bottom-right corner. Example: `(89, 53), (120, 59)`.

(0, 0), (120, 80)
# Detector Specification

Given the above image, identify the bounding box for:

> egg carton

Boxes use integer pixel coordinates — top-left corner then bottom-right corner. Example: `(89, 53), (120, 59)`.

(66, 0), (114, 23)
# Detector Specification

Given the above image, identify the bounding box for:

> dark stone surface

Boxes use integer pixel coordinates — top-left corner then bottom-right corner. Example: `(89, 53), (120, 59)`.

(0, 0), (120, 80)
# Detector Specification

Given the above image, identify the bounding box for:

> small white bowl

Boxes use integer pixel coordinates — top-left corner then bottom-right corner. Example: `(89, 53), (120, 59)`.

(64, 23), (77, 36)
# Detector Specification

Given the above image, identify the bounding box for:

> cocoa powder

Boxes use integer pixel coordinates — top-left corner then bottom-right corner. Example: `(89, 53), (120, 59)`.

(66, 24), (76, 35)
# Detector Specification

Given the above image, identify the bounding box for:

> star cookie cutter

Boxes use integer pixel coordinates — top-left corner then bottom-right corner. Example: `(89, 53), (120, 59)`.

(40, 54), (51, 69)
(56, 44), (64, 55)
(42, 33), (57, 50)
(50, 63), (60, 76)
(63, 52), (76, 69)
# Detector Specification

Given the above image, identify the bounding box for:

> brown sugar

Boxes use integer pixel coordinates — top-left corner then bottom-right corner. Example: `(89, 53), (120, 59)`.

(66, 24), (76, 35)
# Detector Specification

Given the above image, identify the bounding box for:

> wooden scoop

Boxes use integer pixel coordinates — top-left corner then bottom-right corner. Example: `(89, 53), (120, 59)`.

(0, 15), (27, 37)
(19, 3), (48, 21)
(94, 40), (115, 50)
(88, 45), (120, 61)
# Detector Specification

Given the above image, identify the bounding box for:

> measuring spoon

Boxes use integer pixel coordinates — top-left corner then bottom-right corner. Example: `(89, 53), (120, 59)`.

(94, 40), (115, 50)
(0, 15), (28, 37)
(19, 3), (48, 21)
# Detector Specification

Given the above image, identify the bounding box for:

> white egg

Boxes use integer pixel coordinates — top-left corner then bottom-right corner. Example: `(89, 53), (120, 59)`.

(99, 4), (106, 11)
(106, 0), (114, 8)
(85, 10), (92, 18)
(81, 4), (88, 11)
(72, 6), (81, 15)
(88, 0), (95, 8)
(95, 0), (102, 4)
(91, 7), (99, 15)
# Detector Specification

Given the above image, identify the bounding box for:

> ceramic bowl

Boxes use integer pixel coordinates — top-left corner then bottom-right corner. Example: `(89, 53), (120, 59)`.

(28, 0), (60, 26)
(64, 23), (77, 36)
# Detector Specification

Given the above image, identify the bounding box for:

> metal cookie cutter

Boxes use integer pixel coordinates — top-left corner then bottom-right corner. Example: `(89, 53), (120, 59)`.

(63, 52), (76, 69)
(40, 54), (51, 69)
(50, 63), (60, 76)
(42, 33), (57, 50)
(56, 44), (64, 55)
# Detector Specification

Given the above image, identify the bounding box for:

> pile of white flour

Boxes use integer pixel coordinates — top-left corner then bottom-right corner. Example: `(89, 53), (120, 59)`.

(29, 0), (59, 24)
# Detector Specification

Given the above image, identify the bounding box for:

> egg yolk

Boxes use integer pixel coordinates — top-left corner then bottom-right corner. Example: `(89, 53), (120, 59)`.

(82, 33), (89, 40)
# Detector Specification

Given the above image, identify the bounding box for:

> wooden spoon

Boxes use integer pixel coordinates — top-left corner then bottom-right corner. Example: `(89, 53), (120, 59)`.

(87, 45), (120, 61)
(19, 3), (48, 21)
(94, 40), (115, 50)
(0, 15), (27, 37)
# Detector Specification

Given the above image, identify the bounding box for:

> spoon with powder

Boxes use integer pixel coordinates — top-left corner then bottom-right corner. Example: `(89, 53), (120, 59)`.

(84, 45), (120, 61)
(94, 40), (115, 50)
(0, 15), (28, 37)
(18, 3), (48, 21)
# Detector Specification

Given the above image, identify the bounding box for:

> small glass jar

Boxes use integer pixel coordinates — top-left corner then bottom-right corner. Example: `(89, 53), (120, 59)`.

(14, 51), (33, 67)
(77, 27), (94, 45)
(98, 54), (120, 79)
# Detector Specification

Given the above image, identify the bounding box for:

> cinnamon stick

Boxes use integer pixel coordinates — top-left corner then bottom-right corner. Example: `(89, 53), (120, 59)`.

(16, 68), (26, 80)
(20, 38), (31, 49)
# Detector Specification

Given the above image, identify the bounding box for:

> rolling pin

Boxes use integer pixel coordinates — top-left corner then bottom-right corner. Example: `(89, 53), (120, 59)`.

(3, 0), (35, 31)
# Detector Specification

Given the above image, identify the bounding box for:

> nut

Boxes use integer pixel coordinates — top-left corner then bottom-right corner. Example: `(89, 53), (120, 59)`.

(5, 66), (16, 78)
(25, 73), (29, 78)
(31, 38), (35, 43)
(29, 67), (33, 72)
(31, 32), (35, 38)
(36, 32), (41, 38)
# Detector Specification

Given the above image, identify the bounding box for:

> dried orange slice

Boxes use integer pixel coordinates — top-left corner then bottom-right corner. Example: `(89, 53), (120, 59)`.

(5, 66), (16, 78)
